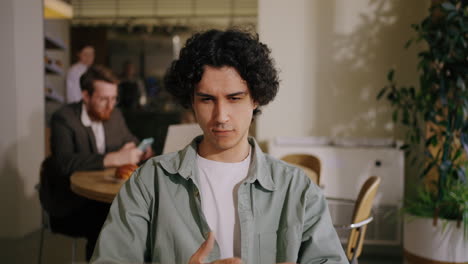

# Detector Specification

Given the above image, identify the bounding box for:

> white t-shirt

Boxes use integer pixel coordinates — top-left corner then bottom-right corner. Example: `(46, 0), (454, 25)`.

(196, 150), (251, 259)
(66, 62), (88, 103)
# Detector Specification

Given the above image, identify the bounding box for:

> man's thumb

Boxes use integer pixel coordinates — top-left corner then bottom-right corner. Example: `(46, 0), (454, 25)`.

(199, 232), (215, 257)
(190, 232), (215, 264)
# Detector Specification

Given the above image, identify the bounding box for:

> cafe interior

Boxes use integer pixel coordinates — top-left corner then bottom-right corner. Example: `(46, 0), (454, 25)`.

(2, 0), (466, 264)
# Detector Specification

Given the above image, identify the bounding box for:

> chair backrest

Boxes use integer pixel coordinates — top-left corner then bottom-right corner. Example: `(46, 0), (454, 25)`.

(163, 124), (203, 154)
(45, 127), (51, 157)
(281, 154), (321, 185)
(346, 176), (381, 260)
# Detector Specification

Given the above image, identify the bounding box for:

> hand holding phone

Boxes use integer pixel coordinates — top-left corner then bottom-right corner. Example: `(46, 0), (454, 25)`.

(138, 137), (154, 151)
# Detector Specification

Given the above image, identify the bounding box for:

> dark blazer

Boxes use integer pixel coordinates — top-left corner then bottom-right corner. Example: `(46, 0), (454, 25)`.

(40, 102), (139, 217)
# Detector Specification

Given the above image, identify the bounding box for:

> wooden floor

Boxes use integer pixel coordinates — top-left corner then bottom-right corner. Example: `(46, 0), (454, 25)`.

(342, 243), (404, 264)
(360, 256), (404, 264)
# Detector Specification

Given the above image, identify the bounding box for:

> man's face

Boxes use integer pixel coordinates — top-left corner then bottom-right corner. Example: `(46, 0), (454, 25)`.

(78, 46), (95, 66)
(193, 66), (257, 156)
(82, 80), (118, 121)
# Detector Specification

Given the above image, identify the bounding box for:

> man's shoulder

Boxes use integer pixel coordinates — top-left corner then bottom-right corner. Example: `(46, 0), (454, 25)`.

(68, 62), (86, 73)
(130, 151), (183, 185)
(149, 151), (184, 173)
(261, 153), (315, 189)
(52, 103), (81, 121)
(150, 151), (179, 164)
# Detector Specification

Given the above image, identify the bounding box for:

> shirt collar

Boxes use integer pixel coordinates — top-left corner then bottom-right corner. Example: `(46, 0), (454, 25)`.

(159, 136), (276, 191)
(81, 103), (92, 127)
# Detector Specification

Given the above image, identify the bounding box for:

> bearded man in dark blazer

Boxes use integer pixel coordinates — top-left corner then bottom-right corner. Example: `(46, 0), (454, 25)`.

(40, 65), (152, 260)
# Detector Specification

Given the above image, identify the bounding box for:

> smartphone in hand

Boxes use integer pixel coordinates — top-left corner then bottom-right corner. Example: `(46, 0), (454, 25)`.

(137, 137), (154, 151)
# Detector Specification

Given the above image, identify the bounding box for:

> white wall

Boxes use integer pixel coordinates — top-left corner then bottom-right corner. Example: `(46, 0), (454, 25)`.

(257, 0), (428, 142)
(0, 0), (44, 237)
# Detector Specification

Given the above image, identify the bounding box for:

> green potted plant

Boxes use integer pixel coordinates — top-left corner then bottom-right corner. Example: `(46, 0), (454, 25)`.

(377, 0), (467, 263)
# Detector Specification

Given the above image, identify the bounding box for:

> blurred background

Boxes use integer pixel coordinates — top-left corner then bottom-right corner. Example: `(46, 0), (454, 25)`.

(0, 0), (434, 263)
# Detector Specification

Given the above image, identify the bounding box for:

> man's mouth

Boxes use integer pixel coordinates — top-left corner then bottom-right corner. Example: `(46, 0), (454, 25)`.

(212, 129), (234, 135)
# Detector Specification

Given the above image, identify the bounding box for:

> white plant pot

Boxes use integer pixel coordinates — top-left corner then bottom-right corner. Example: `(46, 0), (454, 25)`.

(403, 214), (468, 263)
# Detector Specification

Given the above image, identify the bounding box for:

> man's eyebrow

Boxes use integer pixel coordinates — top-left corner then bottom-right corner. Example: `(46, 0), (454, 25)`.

(195, 92), (215, 98)
(194, 91), (248, 97)
(227, 92), (248, 97)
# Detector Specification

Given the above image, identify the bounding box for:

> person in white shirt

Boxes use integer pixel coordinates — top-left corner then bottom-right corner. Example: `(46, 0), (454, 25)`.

(66, 44), (95, 103)
(92, 29), (347, 264)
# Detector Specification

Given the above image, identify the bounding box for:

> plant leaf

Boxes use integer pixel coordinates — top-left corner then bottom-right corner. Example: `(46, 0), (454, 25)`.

(454, 147), (463, 162)
(461, 132), (468, 155)
(441, 2), (456, 11)
(457, 76), (466, 91)
(377, 87), (387, 100)
(426, 134), (437, 147)
(456, 167), (466, 184)
(424, 150), (434, 159)
(421, 159), (437, 179)
(393, 109), (399, 122)
(405, 39), (413, 49)
(387, 69), (395, 82)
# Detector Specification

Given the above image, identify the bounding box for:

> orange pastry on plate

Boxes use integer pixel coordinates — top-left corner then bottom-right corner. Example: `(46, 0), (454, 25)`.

(115, 164), (138, 180)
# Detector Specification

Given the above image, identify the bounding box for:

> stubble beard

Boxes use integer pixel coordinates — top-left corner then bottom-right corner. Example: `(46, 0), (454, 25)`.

(88, 106), (112, 121)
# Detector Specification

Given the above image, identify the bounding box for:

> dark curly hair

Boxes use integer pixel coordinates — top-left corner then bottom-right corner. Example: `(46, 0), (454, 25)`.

(164, 29), (279, 116)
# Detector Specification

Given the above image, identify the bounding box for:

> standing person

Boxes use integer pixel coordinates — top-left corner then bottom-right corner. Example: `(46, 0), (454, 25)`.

(91, 29), (347, 264)
(66, 44), (95, 103)
(118, 60), (147, 109)
(40, 65), (152, 261)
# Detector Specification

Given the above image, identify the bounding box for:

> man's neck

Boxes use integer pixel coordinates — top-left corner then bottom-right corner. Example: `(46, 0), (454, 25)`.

(198, 138), (251, 163)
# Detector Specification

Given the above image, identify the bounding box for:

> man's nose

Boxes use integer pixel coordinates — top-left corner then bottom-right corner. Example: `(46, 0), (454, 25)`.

(105, 99), (114, 109)
(214, 101), (229, 123)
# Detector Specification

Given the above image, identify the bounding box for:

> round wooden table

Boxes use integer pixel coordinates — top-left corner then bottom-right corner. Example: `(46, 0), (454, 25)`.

(70, 168), (127, 203)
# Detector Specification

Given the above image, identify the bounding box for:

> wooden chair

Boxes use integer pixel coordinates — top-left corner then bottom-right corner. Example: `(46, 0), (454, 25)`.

(333, 176), (381, 264)
(281, 153), (321, 185)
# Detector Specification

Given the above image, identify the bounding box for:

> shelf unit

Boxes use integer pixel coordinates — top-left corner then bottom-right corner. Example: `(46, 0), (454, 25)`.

(44, 28), (67, 105)
(45, 34), (66, 50)
(45, 60), (64, 75)
(44, 34), (65, 76)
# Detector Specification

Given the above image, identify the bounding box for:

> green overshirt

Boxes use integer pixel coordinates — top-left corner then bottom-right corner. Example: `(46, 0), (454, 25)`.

(91, 136), (348, 264)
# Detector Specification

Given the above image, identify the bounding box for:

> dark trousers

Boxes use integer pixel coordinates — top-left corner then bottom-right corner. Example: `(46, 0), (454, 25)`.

(50, 200), (111, 261)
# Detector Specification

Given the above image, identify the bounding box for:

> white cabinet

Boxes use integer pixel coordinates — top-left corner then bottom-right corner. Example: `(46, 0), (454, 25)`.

(268, 137), (404, 246)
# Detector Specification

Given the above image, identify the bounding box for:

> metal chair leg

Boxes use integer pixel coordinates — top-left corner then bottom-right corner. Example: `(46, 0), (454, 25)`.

(38, 227), (45, 264)
(71, 238), (77, 264)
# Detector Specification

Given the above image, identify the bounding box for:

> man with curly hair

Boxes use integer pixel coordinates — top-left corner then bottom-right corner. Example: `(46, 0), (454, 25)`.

(92, 29), (347, 264)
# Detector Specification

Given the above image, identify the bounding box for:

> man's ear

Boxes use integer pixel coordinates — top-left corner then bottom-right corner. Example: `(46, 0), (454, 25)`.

(253, 101), (259, 110)
(82, 90), (90, 104)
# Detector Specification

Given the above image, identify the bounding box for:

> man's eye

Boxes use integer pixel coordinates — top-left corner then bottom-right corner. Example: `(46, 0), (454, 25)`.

(230, 97), (241, 101)
(201, 97), (213, 102)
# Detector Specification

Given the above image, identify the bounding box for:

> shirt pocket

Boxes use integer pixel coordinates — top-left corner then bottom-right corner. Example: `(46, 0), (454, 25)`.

(258, 231), (277, 264)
